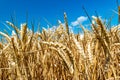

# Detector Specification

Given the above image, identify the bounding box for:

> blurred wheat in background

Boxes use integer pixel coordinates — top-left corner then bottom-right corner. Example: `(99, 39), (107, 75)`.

(0, 13), (119, 80)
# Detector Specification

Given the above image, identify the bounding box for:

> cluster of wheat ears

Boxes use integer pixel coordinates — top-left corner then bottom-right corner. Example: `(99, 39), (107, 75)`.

(0, 13), (119, 80)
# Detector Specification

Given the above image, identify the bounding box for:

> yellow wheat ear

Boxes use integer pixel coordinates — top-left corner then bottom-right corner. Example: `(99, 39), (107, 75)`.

(21, 23), (27, 42)
(64, 12), (69, 35)
(6, 21), (20, 37)
(20, 23), (28, 51)
(0, 32), (11, 43)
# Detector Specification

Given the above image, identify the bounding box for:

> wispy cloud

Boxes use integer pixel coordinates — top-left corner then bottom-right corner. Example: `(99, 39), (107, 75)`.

(71, 16), (88, 26)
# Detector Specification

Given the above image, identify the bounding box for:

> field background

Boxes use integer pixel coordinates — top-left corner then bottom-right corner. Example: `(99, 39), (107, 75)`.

(0, 0), (120, 80)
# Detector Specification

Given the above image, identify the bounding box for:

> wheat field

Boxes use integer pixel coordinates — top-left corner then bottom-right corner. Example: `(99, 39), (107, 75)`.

(0, 14), (119, 80)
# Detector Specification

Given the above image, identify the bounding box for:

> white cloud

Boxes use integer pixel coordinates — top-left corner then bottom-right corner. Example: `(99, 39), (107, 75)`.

(71, 16), (88, 26)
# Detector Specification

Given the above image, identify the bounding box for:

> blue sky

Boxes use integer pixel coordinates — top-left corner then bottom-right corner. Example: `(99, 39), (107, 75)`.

(0, 0), (119, 34)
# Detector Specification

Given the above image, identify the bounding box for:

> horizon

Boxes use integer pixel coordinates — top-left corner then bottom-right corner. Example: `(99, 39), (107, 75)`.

(0, 0), (119, 34)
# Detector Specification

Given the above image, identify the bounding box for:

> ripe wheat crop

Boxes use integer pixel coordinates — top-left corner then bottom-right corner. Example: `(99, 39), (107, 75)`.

(0, 15), (119, 80)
